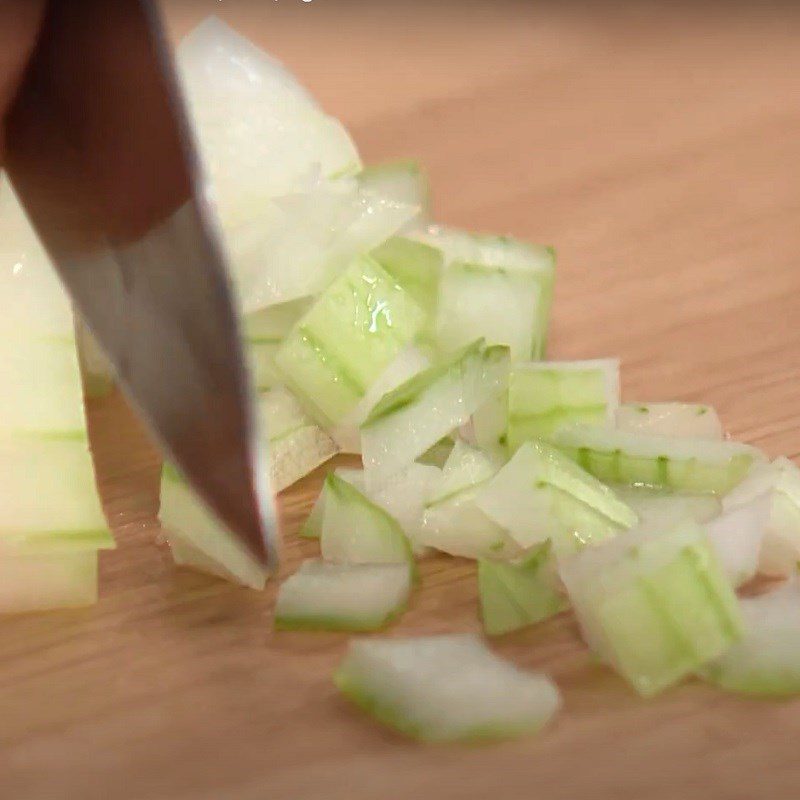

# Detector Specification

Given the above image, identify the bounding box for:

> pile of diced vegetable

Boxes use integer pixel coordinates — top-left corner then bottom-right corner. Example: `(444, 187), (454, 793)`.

(3, 17), (800, 743)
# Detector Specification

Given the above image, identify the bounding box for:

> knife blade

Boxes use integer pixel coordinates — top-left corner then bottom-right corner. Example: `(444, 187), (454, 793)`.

(4, 0), (277, 567)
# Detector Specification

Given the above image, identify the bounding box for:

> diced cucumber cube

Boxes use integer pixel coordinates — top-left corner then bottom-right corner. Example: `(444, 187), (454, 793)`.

(361, 339), (509, 488)
(320, 473), (413, 567)
(358, 161), (430, 221)
(560, 521), (743, 696)
(701, 580), (800, 696)
(508, 359), (619, 450)
(479, 542), (567, 636)
(275, 560), (411, 632)
(334, 634), (561, 742)
(552, 426), (761, 494)
(476, 440), (637, 555)
(616, 402), (723, 440)
(275, 255), (425, 424)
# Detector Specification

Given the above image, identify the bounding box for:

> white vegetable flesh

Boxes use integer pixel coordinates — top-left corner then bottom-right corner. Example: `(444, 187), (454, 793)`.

(334, 634), (561, 742)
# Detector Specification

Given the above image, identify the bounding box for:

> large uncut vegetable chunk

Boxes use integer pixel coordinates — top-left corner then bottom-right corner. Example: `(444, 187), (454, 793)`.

(414, 226), (556, 358)
(274, 560), (411, 632)
(560, 521), (743, 696)
(360, 339), (509, 487)
(551, 426), (760, 494)
(476, 440), (637, 555)
(701, 581), (800, 697)
(507, 359), (619, 450)
(334, 634), (561, 742)
(275, 255), (426, 425)
(0, 179), (114, 612)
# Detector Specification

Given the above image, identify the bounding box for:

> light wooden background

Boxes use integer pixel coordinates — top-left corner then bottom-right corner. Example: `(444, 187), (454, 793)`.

(3, 2), (800, 798)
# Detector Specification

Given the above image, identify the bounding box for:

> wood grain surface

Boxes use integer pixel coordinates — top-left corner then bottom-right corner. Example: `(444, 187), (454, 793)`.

(3, 2), (800, 798)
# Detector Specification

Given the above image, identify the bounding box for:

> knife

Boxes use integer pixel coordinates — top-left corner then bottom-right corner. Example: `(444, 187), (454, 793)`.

(3, 0), (278, 567)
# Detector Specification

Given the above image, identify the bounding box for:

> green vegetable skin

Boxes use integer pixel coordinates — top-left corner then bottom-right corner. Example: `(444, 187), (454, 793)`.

(507, 359), (619, 450)
(560, 522), (743, 697)
(479, 543), (567, 635)
(274, 560), (411, 632)
(334, 634), (561, 743)
(275, 255), (426, 425)
(476, 440), (637, 555)
(551, 426), (760, 494)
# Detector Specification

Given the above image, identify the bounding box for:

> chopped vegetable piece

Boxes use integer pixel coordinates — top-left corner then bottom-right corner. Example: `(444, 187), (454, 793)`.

(476, 440), (637, 555)
(413, 226), (556, 356)
(616, 402), (723, 440)
(560, 521), (743, 697)
(275, 255), (425, 424)
(334, 634), (561, 742)
(275, 560), (411, 632)
(0, 551), (99, 613)
(470, 392), (509, 459)
(701, 580), (800, 696)
(300, 467), (365, 539)
(330, 345), (432, 454)
(358, 161), (430, 222)
(705, 498), (768, 587)
(551, 426), (760, 494)
(507, 359), (619, 450)
(420, 441), (521, 559)
(161, 465), (269, 590)
(435, 262), (543, 360)
(361, 339), (509, 488)
(479, 542), (567, 635)
(260, 387), (338, 492)
(722, 457), (800, 576)
(614, 488), (722, 531)
(371, 237), (442, 327)
(320, 473), (413, 567)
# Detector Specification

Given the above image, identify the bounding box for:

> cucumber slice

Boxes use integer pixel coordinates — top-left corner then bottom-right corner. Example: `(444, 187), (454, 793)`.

(476, 440), (637, 555)
(706, 498), (768, 587)
(435, 262), (543, 360)
(723, 457), (800, 576)
(161, 466), (269, 590)
(334, 634), (561, 743)
(300, 467), (366, 539)
(361, 339), (509, 488)
(230, 176), (419, 310)
(358, 161), (429, 221)
(274, 560), (411, 632)
(413, 226), (556, 355)
(614, 488), (722, 531)
(330, 345), (432, 454)
(320, 473), (413, 567)
(616, 402), (723, 440)
(479, 542), (567, 636)
(551, 426), (760, 494)
(420, 441), (520, 559)
(275, 255), (426, 424)
(178, 19), (360, 232)
(0, 551), (99, 613)
(260, 387), (338, 492)
(470, 392), (509, 458)
(366, 463), (441, 555)
(507, 359), (619, 450)
(371, 237), (442, 326)
(560, 521), (743, 697)
(701, 580), (800, 696)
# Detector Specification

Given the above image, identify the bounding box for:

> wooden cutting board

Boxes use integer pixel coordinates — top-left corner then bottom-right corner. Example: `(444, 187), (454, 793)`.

(3, 2), (800, 798)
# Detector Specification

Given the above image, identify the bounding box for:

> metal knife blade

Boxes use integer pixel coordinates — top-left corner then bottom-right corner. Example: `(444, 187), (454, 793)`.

(4, 0), (277, 566)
